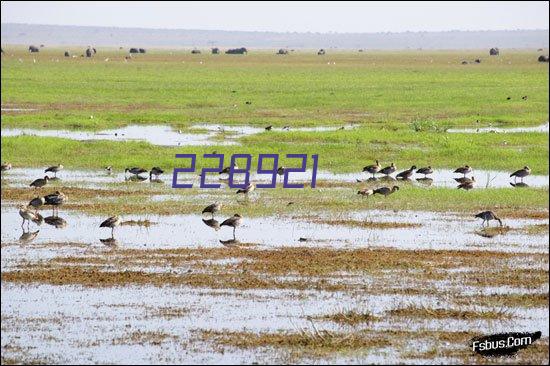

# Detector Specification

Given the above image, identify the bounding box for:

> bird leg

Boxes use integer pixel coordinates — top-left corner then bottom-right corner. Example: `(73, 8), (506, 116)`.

(233, 227), (236, 240)
(111, 227), (114, 238)
(21, 218), (25, 229)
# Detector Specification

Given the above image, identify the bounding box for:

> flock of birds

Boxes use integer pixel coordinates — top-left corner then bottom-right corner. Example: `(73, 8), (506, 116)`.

(1, 159), (535, 242)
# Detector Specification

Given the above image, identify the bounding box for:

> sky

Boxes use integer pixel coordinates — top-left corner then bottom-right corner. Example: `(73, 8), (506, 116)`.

(1, 1), (548, 33)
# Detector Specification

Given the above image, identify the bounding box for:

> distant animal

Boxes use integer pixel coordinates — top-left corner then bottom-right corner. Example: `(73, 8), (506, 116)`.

(125, 167), (148, 176)
(489, 47), (499, 56)
(357, 188), (374, 198)
(45, 164), (63, 177)
(236, 183), (255, 194)
(220, 163), (238, 175)
(506, 96), (511, 100)
(461, 61), (468, 65)
(138, 48), (146, 54)
(475, 211), (502, 227)
(150, 167), (164, 179)
(362, 160), (381, 178)
(246, 101), (252, 105)
(396, 165), (417, 180)
(380, 163), (396, 176)
(105, 166), (113, 174)
(277, 48), (289, 55)
(85, 47), (93, 57)
(277, 166), (286, 176)
(225, 47), (247, 55)
(220, 214), (243, 238)
(510, 166), (531, 182)
(100, 216), (122, 237)
(538, 55), (549, 62)
(64, 51), (70, 57)
(191, 49), (201, 54)
(1, 162), (12, 171)
(453, 165), (472, 177)
(318, 49), (326, 55)
(202, 203), (222, 218)
(29, 196), (45, 211)
(521, 95), (528, 100)
(19, 205), (43, 228)
(474, 59), (481, 63)
(129, 48), (139, 53)
(30, 176), (50, 189)
(416, 166), (433, 177)
(28, 45), (39, 53)
(44, 191), (66, 215)
(373, 186), (400, 197)
(211, 47), (220, 54)
(265, 125), (272, 130)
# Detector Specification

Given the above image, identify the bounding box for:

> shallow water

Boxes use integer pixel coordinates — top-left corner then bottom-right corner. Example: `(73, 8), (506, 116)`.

(448, 122), (549, 134)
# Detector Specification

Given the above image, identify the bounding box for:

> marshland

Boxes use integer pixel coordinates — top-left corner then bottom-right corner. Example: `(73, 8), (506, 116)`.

(1, 46), (548, 364)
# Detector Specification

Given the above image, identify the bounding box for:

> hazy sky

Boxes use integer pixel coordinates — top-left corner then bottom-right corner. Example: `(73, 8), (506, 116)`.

(1, 1), (548, 33)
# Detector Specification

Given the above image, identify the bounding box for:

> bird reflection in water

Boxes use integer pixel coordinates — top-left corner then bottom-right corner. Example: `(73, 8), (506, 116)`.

(510, 182), (529, 188)
(100, 237), (118, 247)
(125, 175), (148, 182)
(219, 239), (241, 247)
(416, 177), (434, 186)
(19, 229), (39, 243)
(44, 215), (68, 229)
(202, 218), (220, 231)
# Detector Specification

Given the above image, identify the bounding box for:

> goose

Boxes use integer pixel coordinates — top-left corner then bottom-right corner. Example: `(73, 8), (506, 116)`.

(379, 163), (396, 176)
(475, 211), (502, 227)
(202, 203), (222, 218)
(236, 183), (255, 194)
(44, 191), (66, 215)
(454, 176), (476, 185)
(100, 216), (122, 237)
(150, 167), (164, 179)
(1, 163), (12, 172)
(221, 214), (243, 238)
(373, 186), (400, 197)
(454, 165), (472, 177)
(29, 196), (45, 211)
(396, 165), (416, 180)
(30, 176), (50, 189)
(125, 167), (147, 176)
(357, 188), (374, 198)
(45, 164), (63, 177)
(510, 166), (531, 183)
(362, 160), (381, 178)
(18, 205), (43, 228)
(416, 166), (433, 177)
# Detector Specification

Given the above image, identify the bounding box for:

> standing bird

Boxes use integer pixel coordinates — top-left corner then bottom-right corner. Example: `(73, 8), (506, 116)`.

(510, 166), (531, 183)
(18, 205), (43, 229)
(30, 176), (50, 189)
(45, 164), (63, 178)
(105, 166), (113, 174)
(396, 165), (416, 180)
(1, 162), (12, 172)
(475, 211), (503, 227)
(416, 166), (433, 178)
(29, 196), (45, 211)
(265, 125), (273, 131)
(357, 188), (374, 198)
(221, 214), (243, 239)
(202, 203), (222, 218)
(219, 163), (239, 175)
(100, 216), (122, 237)
(125, 167), (148, 176)
(454, 165), (472, 178)
(44, 191), (66, 215)
(373, 186), (400, 197)
(150, 167), (164, 179)
(277, 166), (286, 176)
(236, 183), (255, 195)
(362, 160), (381, 178)
(379, 163), (396, 177)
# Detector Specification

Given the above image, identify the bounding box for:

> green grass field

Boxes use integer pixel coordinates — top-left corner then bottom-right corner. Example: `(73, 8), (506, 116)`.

(1, 48), (549, 175)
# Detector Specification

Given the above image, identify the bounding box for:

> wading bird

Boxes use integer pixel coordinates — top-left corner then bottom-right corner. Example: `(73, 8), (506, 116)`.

(45, 164), (63, 178)
(1, 162), (12, 172)
(30, 176), (50, 189)
(236, 183), (255, 195)
(475, 211), (503, 227)
(357, 188), (374, 198)
(362, 160), (381, 178)
(202, 203), (222, 218)
(105, 166), (113, 174)
(100, 216), (122, 237)
(277, 166), (286, 176)
(510, 166), (531, 183)
(379, 163), (396, 177)
(416, 166), (433, 178)
(28, 196), (45, 211)
(396, 165), (416, 180)
(44, 191), (66, 215)
(18, 205), (43, 229)
(373, 186), (400, 197)
(150, 167), (164, 179)
(221, 214), (243, 239)
(454, 165), (472, 178)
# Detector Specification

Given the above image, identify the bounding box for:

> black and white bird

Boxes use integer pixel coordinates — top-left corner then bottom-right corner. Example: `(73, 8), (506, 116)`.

(45, 164), (63, 177)
(44, 191), (66, 215)
(30, 176), (50, 189)
(28, 196), (45, 211)
(510, 166), (531, 183)
(1, 162), (12, 172)
(221, 214), (243, 239)
(100, 216), (122, 237)
(454, 165), (472, 178)
(150, 167), (164, 179)
(357, 188), (374, 198)
(236, 183), (255, 195)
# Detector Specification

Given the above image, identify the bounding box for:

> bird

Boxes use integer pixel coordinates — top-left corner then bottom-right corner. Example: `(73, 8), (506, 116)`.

(125, 167), (147, 176)
(202, 203), (222, 218)
(221, 214), (243, 239)
(277, 166), (286, 176)
(44, 191), (66, 215)
(522, 95), (528, 100)
(265, 125), (272, 131)
(396, 165), (416, 180)
(457, 180), (475, 190)
(28, 196), (45, 211)
(506, 96), (511, 100)
(357, 188), (374, 198)
(282, 126), (290, 131)
(105, 166), (113, 174)
(150, 167), (164, 179)
(18, 205), (43, 229)
(45, 164), (63, 178)
(362, 160), (381, 178)
(475, 211), (502, 227)
(373, 186), (400, 197)
(100, 216), (122, 237)
(454, 176), (476, 184)
(219, 163), (239, 175)
(379, 163), (396, 176)
(1, 162), (12, 172)
(236, 183), (255, 194)
(30, 176), (50, 189)
(416, 166), (433, 178)
(454, 165), (472, 178)
(510, 166), (531, 183)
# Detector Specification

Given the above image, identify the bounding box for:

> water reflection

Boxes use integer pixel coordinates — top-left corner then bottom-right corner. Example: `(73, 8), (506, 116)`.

(125, 175), (148, 182)
(416, 177), (434, 186)
(99, 237), (118, 246)
(510, 182), (530, 188)
(202, 218), (220, 231)
(44, 216), (68, 229)
(219, 239), (241, 247)
(19, 229), (39, 243)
